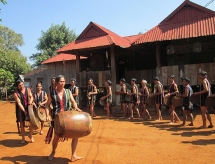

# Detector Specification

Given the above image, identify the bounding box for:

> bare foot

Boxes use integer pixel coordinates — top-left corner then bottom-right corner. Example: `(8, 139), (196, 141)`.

(40, 131), (44, 135)
(48, 152), (55, 161)
(28, 136), (34, 143)
(187, 123), (194, 126)
(71, 156), (83, 162)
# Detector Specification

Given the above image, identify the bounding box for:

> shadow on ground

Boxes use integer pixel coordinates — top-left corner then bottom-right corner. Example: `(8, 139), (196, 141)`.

(1, 155), (69, 164)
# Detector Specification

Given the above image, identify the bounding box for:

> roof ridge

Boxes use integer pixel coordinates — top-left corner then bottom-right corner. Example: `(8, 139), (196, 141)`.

(160, 0), (215, 25)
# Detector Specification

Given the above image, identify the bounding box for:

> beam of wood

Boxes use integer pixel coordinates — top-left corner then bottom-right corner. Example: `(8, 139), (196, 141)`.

(76, 50), (80, 86)
(110, 45), (116, 105)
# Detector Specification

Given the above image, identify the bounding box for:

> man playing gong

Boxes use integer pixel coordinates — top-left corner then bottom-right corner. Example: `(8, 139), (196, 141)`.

(116, 78), (127, 118)
(166, 75), (180, 124)
(32, 82), (49, 135)
(14, 80), (34, 143)
(100, 80), (112, 118)
(150, 77), (163, 121)
(179, 77), (194, 126)
(68, 78), (79, 106)
(87, 78), (98, 118)
(193, 71), (213, 129)
(46, 75), (83, 162)
(128, 78), (141, 119)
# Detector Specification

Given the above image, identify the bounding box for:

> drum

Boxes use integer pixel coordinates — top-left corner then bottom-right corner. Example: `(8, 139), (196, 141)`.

(99, 99), (105, 106)
(190, 94), (200, 104)
(171, 96), (182, 107)
(54, 110), (92, 138)
(146, 96), (155, 107)
(37, 106), (47, 122)
(28, 105), (41, 130)
(205, 97), (215, 108)
(163, 95), (171, 106)
(125, 95), (131, 102)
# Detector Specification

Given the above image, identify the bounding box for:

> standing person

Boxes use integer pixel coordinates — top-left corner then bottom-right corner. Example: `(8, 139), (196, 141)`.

(46, 75), (83, 162)
(193, 71), (213, 129)
(32, 82), (49, 135)
(68, 78), (79, 106)
(100, 80), (112, 118)
(116, 78), (127, 118)
(87, 78), (98, 118)
(150, 77), (163, 121)
(178, 78), (194, 126)
(49, 77), (56, 93)
(128, 78), (141, 119)
(139, 80), (151, 120)
(166, 75), (180, 124)
(13, 80), (34, 143)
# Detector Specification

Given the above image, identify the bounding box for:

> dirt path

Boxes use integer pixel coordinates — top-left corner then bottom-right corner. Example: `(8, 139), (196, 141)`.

(0, 102), (215, 164)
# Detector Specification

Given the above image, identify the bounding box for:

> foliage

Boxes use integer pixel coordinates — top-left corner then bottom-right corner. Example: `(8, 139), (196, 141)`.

(30, 22), (77, 68)
(0, 25), (31, 81)
(0, 68), (14, 100)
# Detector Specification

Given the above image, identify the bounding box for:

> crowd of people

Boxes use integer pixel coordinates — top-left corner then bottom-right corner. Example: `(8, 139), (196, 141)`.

(13, 70), (215, 161)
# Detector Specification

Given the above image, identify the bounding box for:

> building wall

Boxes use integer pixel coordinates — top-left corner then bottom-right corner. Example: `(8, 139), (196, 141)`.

(24, 60), (77, 93)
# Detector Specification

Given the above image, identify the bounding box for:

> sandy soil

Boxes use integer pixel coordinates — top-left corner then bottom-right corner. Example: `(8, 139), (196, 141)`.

(0, 102), (215, 164)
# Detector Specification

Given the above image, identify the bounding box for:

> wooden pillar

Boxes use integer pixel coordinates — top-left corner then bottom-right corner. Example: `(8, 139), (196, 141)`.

(76, 51), (80, 84)
(110, 45), (116, 105)
(156, 42), (161, 68)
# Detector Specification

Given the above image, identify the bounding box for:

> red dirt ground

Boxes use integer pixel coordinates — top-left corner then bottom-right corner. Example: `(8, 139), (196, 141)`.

(0, 101), (215, 164)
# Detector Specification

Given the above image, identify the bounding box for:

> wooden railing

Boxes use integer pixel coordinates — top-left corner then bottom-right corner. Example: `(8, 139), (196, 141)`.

(125, 63), (215, 86)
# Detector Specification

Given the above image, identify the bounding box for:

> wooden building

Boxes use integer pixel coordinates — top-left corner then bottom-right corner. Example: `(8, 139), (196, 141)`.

(56, 0), (215, 104)
(24, 53), (87, 92)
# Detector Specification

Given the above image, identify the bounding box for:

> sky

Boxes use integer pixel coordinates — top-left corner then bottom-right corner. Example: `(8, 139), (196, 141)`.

(1, 0), (215, 65)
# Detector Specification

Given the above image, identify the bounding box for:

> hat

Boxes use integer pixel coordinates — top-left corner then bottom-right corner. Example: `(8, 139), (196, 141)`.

(182, 77), (190, 82)
(71, 78), (76, 82)
(153, 77), (159, 81)
(107, 80), (112, 85)
(168, 74), (175, 78)
(120, 78), (126, 82)
(131, 78), (137, 82)
(198, 71), (207, 76)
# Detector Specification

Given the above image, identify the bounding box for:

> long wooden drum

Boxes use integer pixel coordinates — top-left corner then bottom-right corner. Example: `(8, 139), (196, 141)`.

(28, 105), (41, 130)
(54, 110), (92, 138)
(163, 95), (171, 106)
(190, 94), (200, 105)
(205, 97), (215, 108)
(171, 96), (182, 107)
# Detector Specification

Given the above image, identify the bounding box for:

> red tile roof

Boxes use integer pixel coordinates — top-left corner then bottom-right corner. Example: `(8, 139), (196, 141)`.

(124, 34), (142, 43)
(57, 22), (131, 53)
(41, 53), (87, 64)
(132, 0), (215, 45)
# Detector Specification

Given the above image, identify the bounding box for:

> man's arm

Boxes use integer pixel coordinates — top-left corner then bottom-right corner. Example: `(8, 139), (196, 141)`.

(14, 92), (27, 115)
(180, 88), (189, 97)
(45, 94), (53, 120)
(194, 80), (209, 95)
(73, 88), (79, 97)
(153, 85), (162, 96)
(28, 88), (33, 105)
(69, 91), (81, 111)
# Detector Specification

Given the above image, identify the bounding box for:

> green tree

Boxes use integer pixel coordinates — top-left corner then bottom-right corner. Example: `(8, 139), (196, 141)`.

(0, 68), (14, 100)
(30, 22), (77, 68)
(0, 25), (31, 80)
